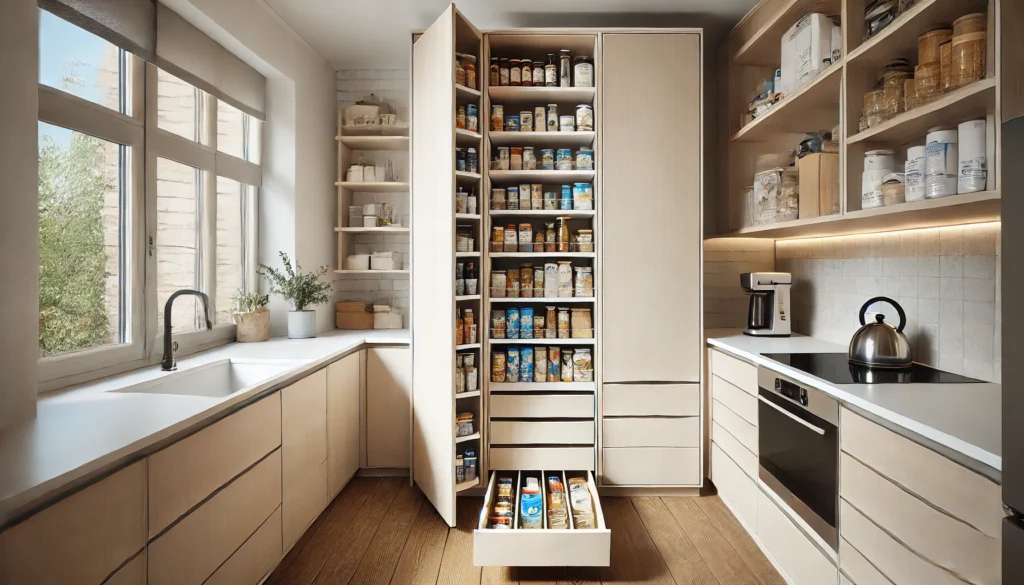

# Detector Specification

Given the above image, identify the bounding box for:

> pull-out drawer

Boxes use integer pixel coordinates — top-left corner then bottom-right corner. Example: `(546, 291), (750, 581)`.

(601, 447), (700, 486)
(603, 417), (699, 448)
(711, 375), (756, 426)
(712, 398), (757, 454)
(710, 443), (756, 531)
(710, 349), (757, 394)
(490, 447), (595, 471)
(490, 420), (594, 445)
(712, 421), (756, 479)
(602, 383), (699, 416)
(757, 489), (837, 585)
(205, 506), (282, 585)
(490, 394), (594, 419)
(474, 470), (610, 566)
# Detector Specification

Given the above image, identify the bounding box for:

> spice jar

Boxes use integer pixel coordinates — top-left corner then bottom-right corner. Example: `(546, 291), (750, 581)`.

(521, 60), (532, 87)
(545, 54), (558, 87)
(489, 57), (499, 86)
(558, 49), (572, 87)
(509, 58), (521, 86)
(573, 56), (594, 88)
(499, 57), (510, 86)
(463, 55), (477, 89)
(532, 61), (545, 86)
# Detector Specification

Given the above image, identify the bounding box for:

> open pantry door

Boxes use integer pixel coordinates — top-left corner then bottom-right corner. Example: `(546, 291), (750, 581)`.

(412, 3), (482, 528)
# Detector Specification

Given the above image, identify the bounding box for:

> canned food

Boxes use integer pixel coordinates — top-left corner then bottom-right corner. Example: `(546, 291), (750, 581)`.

(519, 111), (533, 131)
(559, 115), (575, 132)
(491, 352), (506, 382)
(456, 105), (466, 129)
(504, 115), (520, 132)
(491, 188), (507, 210)
(520, 347), (534, 382)
(575, 104), (594, 131)
(506, 308), (520, 339)
(576, 148), (594, 170)
(548, 347), (561, 381)
(466, 104), (478, 132)
(518, 223), (533, 252)
(521, 306), (534, 339)
(522, 147), (536, 170)
(547, 105), (559, 131)
(506, 348), (520, 381)
(572, 183), (593, 210)
(490, 105), (504, 131)
(561, 349), (574, 382)
(540, 149), (555, 170)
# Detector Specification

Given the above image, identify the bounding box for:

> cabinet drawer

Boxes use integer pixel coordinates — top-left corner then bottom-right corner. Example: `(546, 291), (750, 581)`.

(490, 447), (595, 471)
(712, 421), (756, 479)
(284, 458), (328, 549)
(602, 383), (699, 417)
(149, 393), (281, 537)
(0, 461), (146, 585)
(282, 368), (328, 480)
(710, 349), (757, 395)
(601, 447), (700, 486)
(710, 443), (757, 531)
(840, 538), (892, 585)
(474, 470), (610, 566)
(840, 452), (999, 585)
(757, 490), (837, 585)
(840, 499), (966, 585)
(206, 507), (282, 585)
(490, 394), (594, 419)
(712, 399), (757, 454)
(490, 420), (594, 445)
(603, 417), (699, 448)
(105, 551), (145, 585)
(148, 450), (282, 585)
(711, 376), (756, 425)
(840, 407), (1002, 538)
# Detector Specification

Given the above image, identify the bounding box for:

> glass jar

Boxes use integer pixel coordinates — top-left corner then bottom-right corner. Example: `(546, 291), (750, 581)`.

(545, 54), (558, 86)
(573, 56), (594, 88)
(489, 57), (499, 86)
(521, 60), (532, 87)
(509, 58), (521, 86)
(463, 55), (477, 90)
(499, 57), (510, 86)
(532, 61), (545, 86)
(558, 50), (571, 87)
(455, 58), (466, 87)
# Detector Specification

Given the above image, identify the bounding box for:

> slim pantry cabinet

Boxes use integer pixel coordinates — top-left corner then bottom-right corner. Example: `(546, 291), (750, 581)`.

(411, 3), (703, 566)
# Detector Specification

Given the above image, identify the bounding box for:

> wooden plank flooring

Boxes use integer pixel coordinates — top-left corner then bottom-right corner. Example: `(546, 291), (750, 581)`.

(266, 478), (786, 585)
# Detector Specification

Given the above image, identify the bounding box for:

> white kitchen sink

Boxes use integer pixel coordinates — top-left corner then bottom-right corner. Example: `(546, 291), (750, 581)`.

(111, 359), (304, 399)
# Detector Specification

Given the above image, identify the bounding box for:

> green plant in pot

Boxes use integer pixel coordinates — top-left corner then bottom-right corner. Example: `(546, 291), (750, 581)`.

(232, 290), (270, 342)
(258, 252), (333, 339)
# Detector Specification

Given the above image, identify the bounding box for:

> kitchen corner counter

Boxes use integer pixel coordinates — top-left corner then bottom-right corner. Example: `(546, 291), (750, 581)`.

(0, 329), (409, 527)
(706, 329), (1001, 476)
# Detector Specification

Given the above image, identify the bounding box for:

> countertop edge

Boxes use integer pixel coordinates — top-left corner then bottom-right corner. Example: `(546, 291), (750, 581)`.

(706, 336), (1002, 476)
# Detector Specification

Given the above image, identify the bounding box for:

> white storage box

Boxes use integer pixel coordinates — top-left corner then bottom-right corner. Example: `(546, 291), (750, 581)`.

(370, 251), (402, 270)
(344, 254), (370, 270)
(780, 14), (838, 95)
(373, 311), (403, 329)
(348, 205), (364, 228)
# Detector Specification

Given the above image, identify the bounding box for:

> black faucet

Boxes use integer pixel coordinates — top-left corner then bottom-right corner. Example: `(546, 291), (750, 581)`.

(162, 289), (212, 371)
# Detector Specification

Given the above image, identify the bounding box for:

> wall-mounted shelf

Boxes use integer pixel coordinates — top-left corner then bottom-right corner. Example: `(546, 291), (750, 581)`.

(489, 131), (596, 147)
(335, 226), (410, 233)
(732, 0), (843, 66)
(337, 135), (410, 151)
(335, 182), (410, 193)
(489, 209), (595, 218)
(489, 170), (595, 182)
(487, 86), (596, 104)
(489, 296), (595, 303)
(731, 62), (843, 143)
(489, 252), (596, 258)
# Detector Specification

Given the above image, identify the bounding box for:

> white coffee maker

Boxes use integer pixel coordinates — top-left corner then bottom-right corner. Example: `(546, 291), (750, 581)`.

(741, 272), (792, 337)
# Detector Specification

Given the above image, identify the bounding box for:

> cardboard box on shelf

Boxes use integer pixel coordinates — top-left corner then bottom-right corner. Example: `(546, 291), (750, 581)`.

(336, 301), (373, 330)
(798, 153), (840, 219)
(780, 14), (839, 96)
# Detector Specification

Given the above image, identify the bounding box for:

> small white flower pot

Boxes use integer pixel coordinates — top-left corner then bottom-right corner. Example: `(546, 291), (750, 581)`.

(287, 310), (317, 339)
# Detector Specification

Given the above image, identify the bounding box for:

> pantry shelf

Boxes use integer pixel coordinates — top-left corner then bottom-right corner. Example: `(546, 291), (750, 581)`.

(456, 128), (483, 145)
(456, 251), (480, 258)
(455, 432), (481, 443)
(845, 0), (990, 72)
(334, 269), (410, 275)
(488, 131), (596, 147)
(489, 209), (595, 218)
(456, 390), (481, 399)
(335, 181), (410, 193)
(846, 79), (996, 146)
(337, 135), (410, 151)
(455, 170), (482, 182)
(456, 343), (481, 351)
(487, 86), (596, 105)
(489, 252), (595, 259)
(456, 295), (482, 301)
(489, 338), (595, 345)
(732, 0), (843, 66)
(489, 170), (595, 182)
(334, 226), (410, 233)
(455, 478), (480, 492)
(489, 297), (595, 304)
(456, 83), (482, 100)
(730, 62), (843, 143)
(456, 213), (482, 220)
(489, 381), (595, 392)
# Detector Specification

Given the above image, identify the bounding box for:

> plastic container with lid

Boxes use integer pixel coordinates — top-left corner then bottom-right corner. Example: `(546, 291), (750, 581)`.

(918, 28), (952, 65)
(864, 149), (896, 172)
(926, 127), (958, 198)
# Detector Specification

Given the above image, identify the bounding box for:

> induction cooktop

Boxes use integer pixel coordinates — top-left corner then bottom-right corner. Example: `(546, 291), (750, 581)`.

(762, 353), (985, 385)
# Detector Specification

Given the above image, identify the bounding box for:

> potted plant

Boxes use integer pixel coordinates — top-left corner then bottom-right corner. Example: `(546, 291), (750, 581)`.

(258, 252), (333, 339)
(232, 289), (270, 342)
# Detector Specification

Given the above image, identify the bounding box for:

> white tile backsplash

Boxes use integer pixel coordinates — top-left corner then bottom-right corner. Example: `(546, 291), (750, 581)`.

(703, 238), (775, 329)
(776, 223), (1000, 381)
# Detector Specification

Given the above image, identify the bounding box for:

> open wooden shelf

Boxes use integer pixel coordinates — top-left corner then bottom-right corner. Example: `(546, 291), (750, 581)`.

(455, 343), (481, 351)
(731, 62), (843, 143)
(489, 252), (596, 259)
(714, 191), (1000, 239)
(334, 269), (410, 275)
(335, 181), (410, 193)
(455, 432), (481, 443)
(455, 478), (481, 492)
(488, 86), (596, 105)
(455, 170), (482, 182)
(489, 338), (595, 345)
(732, 0), (843, 66)
(489, 170), (595, 183)
(455, 251), (480, 258)
(489, 381), (595, 392)
(456, 390), (481, 399)
(845, 0), (990, 72)
(489, 131), (596, 147)
(489, 296), (595, 304)
(455, 83), (481, 101)
(489, 209), (595, 218)
(337, 135), (409, 151)
(335, 226), (410, 233)
(455, 128), (482, 145)
(847, 79), (996, 146)
(455, 213), (482, 220)
(456, 295), (481, 302)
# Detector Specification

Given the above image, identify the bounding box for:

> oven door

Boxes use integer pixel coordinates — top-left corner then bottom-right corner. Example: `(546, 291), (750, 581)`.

(757, 371), (839, 551)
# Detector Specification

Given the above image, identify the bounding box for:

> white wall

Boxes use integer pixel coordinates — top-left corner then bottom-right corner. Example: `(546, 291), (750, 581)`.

(164, 0), (338, 335)
(0, 0), (39, 429)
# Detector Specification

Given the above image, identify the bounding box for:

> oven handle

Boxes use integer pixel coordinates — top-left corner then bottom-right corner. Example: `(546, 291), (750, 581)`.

(758, 395), (826, 436)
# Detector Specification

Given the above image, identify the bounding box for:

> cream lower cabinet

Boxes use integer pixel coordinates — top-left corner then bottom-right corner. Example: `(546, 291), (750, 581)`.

(366, 347), (411, 468)
(282, 368), (329, 549)
(327, 350), (362, 499)
(757, 490), (838, 585)
(709, 348), (759, 520)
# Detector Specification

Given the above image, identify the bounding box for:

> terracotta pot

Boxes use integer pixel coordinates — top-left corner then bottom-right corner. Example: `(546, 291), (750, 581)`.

(234, 307), (270, 342)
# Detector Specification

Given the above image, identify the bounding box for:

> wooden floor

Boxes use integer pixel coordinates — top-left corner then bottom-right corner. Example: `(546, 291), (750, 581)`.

(265, 477), (786, 585)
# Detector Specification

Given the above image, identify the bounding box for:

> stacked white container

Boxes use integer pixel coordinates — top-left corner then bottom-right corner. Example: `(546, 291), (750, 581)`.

(862, 150), (896, 209)
(905, 145), (927, 202)
(925, 127), (958, 198)
(958, 119), (987, 194)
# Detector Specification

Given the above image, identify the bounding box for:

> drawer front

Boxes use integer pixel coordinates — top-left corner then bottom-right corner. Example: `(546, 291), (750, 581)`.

(0, 461), (146, 585)
(490, 420), (594, 445)
(474, 471), (610, 566)
(712, 399), (757, 454)
(757, 490), (837, 585)
(149, 450), (282, 585)
(105, 551), (145, 585)
(601, 447), (700, 486)
(206, 507), (282, 585)
(490, 394), (594, 419)
(282, 368), (328, 480)
(840, 407), (1002, 538)
(840, 538), (893, 585)
(711, 375), (756, 426)
(489, 447), (595, 471)
(149, 393), (282, 537)
(712, 421), (756, 479)
(603, 417), (699, 448)
(284, 459), (328, 549)
(710, 443), (757, 531)
(840, 452), (999, 585)
(840, 500), (966, 585)
(602, 383), (699, 417)
(711, 349), (757, 395)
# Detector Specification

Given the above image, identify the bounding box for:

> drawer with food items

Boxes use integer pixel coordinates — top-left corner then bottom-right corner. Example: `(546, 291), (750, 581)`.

(491, 345), (594, 385)
(490, 306), (593, 340)
(474, 470), (610, 567)
(490, 183), (593, 212)
(491, 145), (594, 173)
(490, 260), (594, 300)
(490, 103), (593, 135)
(490, 218), (594, 255)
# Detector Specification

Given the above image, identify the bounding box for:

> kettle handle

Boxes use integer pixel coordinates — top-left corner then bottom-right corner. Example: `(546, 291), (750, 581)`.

(859, 296), (906, 332)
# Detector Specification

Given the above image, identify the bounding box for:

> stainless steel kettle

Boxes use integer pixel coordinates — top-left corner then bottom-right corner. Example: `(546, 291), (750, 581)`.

(849, 297), (913, 368)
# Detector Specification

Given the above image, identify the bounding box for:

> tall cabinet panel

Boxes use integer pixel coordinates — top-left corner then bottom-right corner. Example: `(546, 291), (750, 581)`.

(601, 33), (702, 384)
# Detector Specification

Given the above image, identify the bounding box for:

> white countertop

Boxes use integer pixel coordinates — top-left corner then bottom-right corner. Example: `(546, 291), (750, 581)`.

(0, 329), (409, 525)
(706, 329), (1001, 474)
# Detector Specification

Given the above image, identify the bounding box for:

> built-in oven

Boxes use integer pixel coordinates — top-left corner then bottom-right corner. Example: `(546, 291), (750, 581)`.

(757, 367), (840, 551)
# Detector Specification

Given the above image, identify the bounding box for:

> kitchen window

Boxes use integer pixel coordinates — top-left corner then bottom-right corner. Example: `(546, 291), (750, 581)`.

(37, 8), (264, 391)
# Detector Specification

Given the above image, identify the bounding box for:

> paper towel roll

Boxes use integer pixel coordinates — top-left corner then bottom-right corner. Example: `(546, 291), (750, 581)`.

(958, 119), (987, 194)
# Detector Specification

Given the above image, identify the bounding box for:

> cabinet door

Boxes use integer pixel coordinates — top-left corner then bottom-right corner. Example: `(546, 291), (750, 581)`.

(327, 351), (362, 499)
(366, 347), (412, 468)
(601, 33), (702, 383)
(281, 369), (328, 549)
